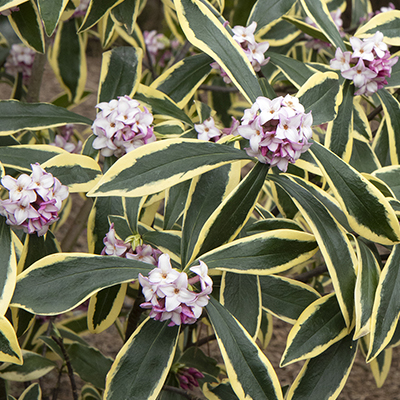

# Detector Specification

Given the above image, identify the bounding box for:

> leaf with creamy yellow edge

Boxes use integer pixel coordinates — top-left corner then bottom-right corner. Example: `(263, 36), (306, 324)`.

(174, 0), (262, 103)
(206, 297), (284, 400)
(87, 139), (252, 198)
(104, 318), (179, 400)
(309, 141), (400, 245)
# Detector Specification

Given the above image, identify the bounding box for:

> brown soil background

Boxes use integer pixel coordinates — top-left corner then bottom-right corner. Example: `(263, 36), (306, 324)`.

(2, 1), (400, 397)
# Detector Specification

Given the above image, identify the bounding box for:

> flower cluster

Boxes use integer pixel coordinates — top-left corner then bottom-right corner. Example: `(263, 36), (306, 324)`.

(144, 30), (169, 60)
(0, 164), (69, 236)
(194, 117), (223, 142)
(211, 21), (269, 83)
(92, 95), (156, 158)
(176, 367), (204, 391)
(305, 9), (344, 50)
(237, 94), (312, 172)
(139, 254), (212, 327)
(330, 31), (398, 96)
(101, 224), (162, 266)
(4, 44), (35, 83)
(50, 124), (82, 154)
(0, 6), (19, 16)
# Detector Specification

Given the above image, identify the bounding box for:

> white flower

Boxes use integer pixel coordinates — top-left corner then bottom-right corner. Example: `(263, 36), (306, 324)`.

(330, 48), (353, 71)
(194, 117), (221, 141)
(190, 260), (213, 290)
(365, 31), (388, 58)
(350, 37), (375, 61)
(232, 21), (257, 45)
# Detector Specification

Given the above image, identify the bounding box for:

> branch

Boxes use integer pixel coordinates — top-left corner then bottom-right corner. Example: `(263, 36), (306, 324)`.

(367, 88), (400, 121)
(52, 336), (78, 400)
(187, 334), (216, 348)
(292, 264), (328, 283)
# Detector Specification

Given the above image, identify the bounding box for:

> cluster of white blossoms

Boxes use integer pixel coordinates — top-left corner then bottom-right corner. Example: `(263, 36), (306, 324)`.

(237, 94), (312, 172)
(101, 223), (162, 265)
(92, 95), (156, 158)
(194, 117), (223, 142)
(211, 21), (269, 83)
(330, 31), (398, 96)
(139, 254), (212, 327)
(50, 124), (82, 154)
(4, 44), (35, 83)
(0, 164), (69, 236)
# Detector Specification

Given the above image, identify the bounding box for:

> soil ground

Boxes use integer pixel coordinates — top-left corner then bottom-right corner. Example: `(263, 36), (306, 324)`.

(2, 35), (400, 400)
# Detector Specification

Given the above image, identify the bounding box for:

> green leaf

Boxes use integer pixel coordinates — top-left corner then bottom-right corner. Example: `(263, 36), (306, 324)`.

(0, 217), (17, 315)
(221, 273), (261, 338)
(0, 101), (92, 135)
(259, 275), (320, 324)
(88, 196), (124, 254)
(178, 346), (220, 378)
(325, 80), (354, 161)
(11, 253), (154, 315)
(248, 0), (295, 32)
(368, 244), (400, 361)
(286, 332), (357, 400)
(68, 343), (113, 389)
(104, 318), (180, 400)
(111, 0), (140, 34)
(376, 89), (400, 165)
(309, 141), (400, 245)
(175, 0), (262, 103)
(8, 0), (44, 52)
(372, 165), (400, 200)
(0, 350), (55, 381)
(247, 218), (303, 233)
(142, 230), (181, 260)
(0, 315), (22, 364)
(0, 144), (67, 172)
(38, 0), (69, 37)
(206, 297), (283, 400)
(385, 51), (400, 88)
(88, 284), (127, 334)
(373, 117), (391, 167)
(98, 47), (142, 103)
(48, 18), (87, 103)
(79, 0), (124, 32)
(134, 84), (193, 125)
(41, 153), (102, 193)
(204, 382), (239, 399)
(354, 239), (381, 340)
(198, 230), (318, 275)
(369, 346), (392, 388)
(299, 0), (346, 51)
(81, 385), (102, 400)
(181, 163), (239, 267)
(355, 10), (400, 46)
(87, 139), (251, 198)
(17, 383), (41, 400)
(193, 162), (269, 260)
(164, 180), (191, 230)
(296, 72), (341, 125)
(349, 137), (381, 173)
(123, 197), (144, 233)
(269, 174), (357, 327)
(267, 52), (315, 89)
(151, 53), (212, 107)
(281, 294), (348, 367)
